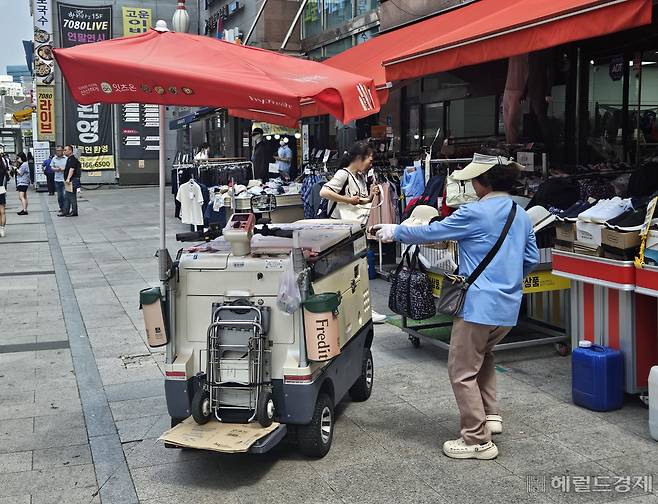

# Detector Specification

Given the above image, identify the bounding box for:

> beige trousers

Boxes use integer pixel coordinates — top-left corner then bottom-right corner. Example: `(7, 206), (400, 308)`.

(448, 318), (512, 445)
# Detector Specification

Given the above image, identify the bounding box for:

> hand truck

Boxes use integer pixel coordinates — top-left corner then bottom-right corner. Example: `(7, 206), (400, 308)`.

(190, 300), (274, 427)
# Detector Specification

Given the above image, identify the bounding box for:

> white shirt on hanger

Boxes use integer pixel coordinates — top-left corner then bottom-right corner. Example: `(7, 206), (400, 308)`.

(176, 180), (204, 226)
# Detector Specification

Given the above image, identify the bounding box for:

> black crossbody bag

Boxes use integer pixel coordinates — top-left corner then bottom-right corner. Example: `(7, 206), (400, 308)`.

(436, 202), (517, 317)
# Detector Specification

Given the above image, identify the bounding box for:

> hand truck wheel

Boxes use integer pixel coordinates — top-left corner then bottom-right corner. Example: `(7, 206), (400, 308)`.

(191, 388), (212, 425)
(409, 335), (421, 348)
(257, 390), (275, 427)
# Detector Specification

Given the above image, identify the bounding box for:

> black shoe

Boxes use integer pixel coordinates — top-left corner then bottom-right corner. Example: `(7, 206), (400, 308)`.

(614, 210), (650, 232)
(66, 213), (78, 217)
(605, 208), (638, 229)
(57, 212), (69, 217)
(17, 210), (27, 215)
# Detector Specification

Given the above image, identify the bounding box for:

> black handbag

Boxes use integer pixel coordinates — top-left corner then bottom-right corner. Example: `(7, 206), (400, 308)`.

(388, 246), (436, 320)
(436, 202), (517, 317)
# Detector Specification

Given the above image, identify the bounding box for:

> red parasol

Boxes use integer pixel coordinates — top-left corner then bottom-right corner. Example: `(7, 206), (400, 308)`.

(53, 27), (380, 125)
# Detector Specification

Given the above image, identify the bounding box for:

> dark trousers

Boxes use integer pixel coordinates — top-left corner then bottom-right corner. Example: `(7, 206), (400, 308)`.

(63, 187), (78, 215)
(55, 181), (65, 211)
(46, 172), (55, 194)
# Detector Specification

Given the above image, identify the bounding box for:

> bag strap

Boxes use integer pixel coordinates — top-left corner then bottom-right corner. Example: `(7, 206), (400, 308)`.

(327, 169), (351, 218)
(465, 202), (517, 286)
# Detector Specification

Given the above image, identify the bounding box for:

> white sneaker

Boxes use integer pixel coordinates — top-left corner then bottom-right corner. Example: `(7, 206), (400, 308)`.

(442, 437), (498, 460)
(486, 414), (503, 435)
(579, 197), (632, 224)
(0, 226), (4, 238)
(371, 311), (387, 324)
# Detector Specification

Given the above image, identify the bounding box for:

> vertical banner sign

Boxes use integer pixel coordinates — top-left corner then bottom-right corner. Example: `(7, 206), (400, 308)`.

(122, 6), (152, 36)
(119, 7), (159, 160)
(33, 0), (55, 86)
(58, 3), (115, 171)
(36, 86), (56, 142)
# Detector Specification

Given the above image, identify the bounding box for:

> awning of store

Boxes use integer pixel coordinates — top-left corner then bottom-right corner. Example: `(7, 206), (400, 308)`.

(382, 0), (652, 82)
(169, 107), (218, 130)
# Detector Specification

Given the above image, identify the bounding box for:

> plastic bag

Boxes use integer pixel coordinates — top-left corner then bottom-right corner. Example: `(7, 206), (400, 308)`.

(277, 256), (301, 314)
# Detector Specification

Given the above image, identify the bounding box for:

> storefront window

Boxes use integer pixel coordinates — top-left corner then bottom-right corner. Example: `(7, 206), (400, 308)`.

(422, 103), (444, 155)
(303, 0), (322, 38)
(355, 27), (378, 45)
(325, 37), (352, 58)
(405, 104), (421, 152)
(633, 52), (658, 165)
(355, 0), (377, 15)
(448, 96), (497, 138)
(586, 56), (626, 163)
(324, 0), (352, 29)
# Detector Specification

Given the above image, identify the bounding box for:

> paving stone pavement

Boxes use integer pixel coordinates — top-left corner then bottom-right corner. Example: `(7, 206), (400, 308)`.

(0, 185), (656, 504)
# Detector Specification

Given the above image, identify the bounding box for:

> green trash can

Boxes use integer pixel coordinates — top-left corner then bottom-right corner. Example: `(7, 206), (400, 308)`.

(303, 293), (341, 361)
(139, 287), (168, 348)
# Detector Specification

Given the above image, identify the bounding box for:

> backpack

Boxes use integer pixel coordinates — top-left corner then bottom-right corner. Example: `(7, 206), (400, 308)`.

(316, 169), (352, 219)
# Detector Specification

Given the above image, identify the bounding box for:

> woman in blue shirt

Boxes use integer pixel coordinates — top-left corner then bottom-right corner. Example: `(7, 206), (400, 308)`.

(374, 155), (539, 460)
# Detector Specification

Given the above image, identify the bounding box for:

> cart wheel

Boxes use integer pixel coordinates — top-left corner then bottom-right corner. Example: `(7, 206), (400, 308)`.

(297, 392), (334, 458)
(349, 348), (374, 402)
(191, 388), (212, 425)
(410, 336), (421, 348)
(555, 342), (570, 357)
(257, 390), (275, 427)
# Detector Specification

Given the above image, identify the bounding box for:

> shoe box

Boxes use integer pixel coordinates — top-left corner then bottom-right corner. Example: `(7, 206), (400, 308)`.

(573, 241), (603, 257)
(576, 221), (604, 248)
(555, 223), (576, 252)
(601, 228), (641, 261)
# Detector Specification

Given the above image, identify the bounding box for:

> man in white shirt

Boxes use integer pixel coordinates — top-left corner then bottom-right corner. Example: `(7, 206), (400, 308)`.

(50, 145), (67, 213)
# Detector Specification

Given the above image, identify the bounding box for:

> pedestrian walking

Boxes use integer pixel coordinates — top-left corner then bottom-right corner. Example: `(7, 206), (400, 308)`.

(60, 145), (81, 217)
(374, 154), (539, 460)
(43, 152), (56, 195)
(0, 152), (8, 237)
(14, 152), (30, 215)
(51, 145), (67, 213)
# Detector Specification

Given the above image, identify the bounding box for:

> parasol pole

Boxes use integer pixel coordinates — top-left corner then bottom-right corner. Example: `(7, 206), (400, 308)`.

(159, 104), (166, 270)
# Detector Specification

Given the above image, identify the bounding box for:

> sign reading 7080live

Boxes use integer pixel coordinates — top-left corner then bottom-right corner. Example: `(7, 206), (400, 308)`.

(58, 3), (115, 171)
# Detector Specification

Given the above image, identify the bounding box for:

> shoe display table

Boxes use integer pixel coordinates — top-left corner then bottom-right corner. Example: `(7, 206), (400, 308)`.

(552, 250), (657, 393)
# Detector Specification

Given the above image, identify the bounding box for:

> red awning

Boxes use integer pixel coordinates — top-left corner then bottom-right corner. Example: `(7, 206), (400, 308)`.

(383, 0), (652, 82)
(53, 28), (380, 125)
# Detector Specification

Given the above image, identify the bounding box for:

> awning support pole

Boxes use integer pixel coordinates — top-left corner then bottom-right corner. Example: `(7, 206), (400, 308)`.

(244, 0), (269, 45)
(280, 0), (308, 51)
(159, 104), (167, 273)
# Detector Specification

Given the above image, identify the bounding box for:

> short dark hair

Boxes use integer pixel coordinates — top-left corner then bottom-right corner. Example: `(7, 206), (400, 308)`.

(474, 163), (520, 192)
(16, 152), (27, 163)
(56, 145), (63, 150)
(65, 144), (74, 151)
(251, 128), (264, 136)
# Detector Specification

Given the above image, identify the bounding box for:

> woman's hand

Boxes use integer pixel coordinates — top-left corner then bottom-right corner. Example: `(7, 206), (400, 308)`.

(347, 195), (361, 205)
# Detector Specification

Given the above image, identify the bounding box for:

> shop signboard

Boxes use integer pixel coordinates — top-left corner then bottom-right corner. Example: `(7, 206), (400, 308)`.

(609, 56), (624, 81)
(33, 140), (50, 189)
(118, 7), (159, 160)
(33, 0), (55, 86)
(427, 270), (570, 298)
(122, 6), (151, 36)
(36, 86), (56, 142)
(58, 3), (115, 171)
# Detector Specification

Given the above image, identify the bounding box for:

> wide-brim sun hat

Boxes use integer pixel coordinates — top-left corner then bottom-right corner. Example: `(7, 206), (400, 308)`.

(527, 205), (557, 232)
(450, 153), (525, 181)
(401, 205), (440, 227)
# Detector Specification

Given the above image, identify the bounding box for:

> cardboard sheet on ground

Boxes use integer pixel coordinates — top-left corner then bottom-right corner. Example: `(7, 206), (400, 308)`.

(159, 418), (280, 453)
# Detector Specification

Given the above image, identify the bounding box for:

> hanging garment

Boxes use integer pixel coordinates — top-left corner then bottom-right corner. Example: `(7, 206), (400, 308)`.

(401, 167), (425, 199)
(176, 180), (205, 226)
(301, 174), (323, 218)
